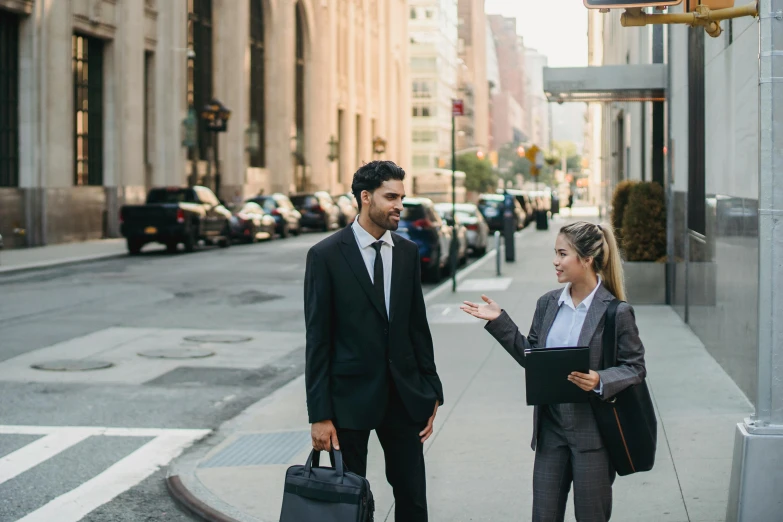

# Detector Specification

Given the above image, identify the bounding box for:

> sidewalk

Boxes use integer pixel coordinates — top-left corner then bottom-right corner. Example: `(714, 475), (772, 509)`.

(0, 238), (131, 275)
(167, 211), (753, 522)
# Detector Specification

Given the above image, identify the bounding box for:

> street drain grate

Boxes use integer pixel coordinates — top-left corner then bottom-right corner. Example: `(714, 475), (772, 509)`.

(31, 360), (114, 372)
(183, 334), (253, 344)
(137, 347), (215, 359)
(199, 431), (312, 468)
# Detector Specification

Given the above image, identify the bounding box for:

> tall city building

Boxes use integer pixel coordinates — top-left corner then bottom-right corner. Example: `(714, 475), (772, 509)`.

(0, 0), (410, 248)
(487, 15), (527, 149)
(409, 0), (459, 173)
(485, 19), (501, 154)
(524, 48), (551, 153)
(455, 0), (489, 154)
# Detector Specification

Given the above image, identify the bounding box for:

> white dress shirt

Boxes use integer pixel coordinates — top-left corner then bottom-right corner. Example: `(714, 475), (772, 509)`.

(546, 277), (604, 393)
(351, 218), (394, 317)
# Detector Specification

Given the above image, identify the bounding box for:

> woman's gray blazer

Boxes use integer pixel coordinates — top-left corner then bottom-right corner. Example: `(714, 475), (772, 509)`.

(484, 284), (646, 451)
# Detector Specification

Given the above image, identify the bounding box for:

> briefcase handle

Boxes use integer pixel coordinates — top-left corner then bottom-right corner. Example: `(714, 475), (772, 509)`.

(304, 448), (345, 478)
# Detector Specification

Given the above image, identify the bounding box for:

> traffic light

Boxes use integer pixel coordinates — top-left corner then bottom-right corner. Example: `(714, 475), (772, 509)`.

(583, 0), (681, 8)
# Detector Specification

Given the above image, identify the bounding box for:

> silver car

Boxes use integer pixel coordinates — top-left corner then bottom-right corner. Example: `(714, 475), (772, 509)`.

(434, 203), (490, 257)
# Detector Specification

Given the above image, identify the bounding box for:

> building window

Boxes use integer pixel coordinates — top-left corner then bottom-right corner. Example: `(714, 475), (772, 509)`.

(249, 0), (265, 167)
(412, 81), (432, 98)
(410, 7), (416, 19)
(425, 9), (434, 18)
(0, 11), (19, 187)
(412, 155), (430, 167)
(187, 0), (213, 161)
(688, 29), (706, 235)
(73, 34), (104, 186)
(412, 106), (433, 118)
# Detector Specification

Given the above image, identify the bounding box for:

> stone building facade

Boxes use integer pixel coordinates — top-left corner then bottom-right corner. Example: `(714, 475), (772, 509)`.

(0, 0), (410, 247)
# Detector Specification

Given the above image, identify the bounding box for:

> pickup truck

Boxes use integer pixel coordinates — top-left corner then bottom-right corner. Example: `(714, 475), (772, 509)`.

(119, 186), (232, 255)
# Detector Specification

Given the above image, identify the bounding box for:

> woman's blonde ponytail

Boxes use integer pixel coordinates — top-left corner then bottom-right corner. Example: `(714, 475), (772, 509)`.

(599, 224), (626, 302)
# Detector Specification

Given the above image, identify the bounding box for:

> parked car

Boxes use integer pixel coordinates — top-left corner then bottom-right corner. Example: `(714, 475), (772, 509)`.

(290, 192), (341, 232)
(228, 201), (277, 243)
(333, 192), (359, 227)
(477, 193), (525, 232)
(245, 194), (302, 238)
(120, 185), (232, 255)
(433, 203), (469, 266)
(397, 197), (452, 282)
(437, 203), (490, 257)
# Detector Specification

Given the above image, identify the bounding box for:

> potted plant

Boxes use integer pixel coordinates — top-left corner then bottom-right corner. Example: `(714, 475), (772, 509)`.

(613, 181), (667, 304)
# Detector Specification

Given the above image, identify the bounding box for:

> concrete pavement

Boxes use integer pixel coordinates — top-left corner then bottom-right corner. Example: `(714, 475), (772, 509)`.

(167, 210), (753, 522)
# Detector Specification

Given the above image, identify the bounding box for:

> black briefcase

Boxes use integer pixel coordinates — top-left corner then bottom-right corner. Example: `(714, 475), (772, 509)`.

(590, 299), (658, 476)
(280, 448), (375, 522)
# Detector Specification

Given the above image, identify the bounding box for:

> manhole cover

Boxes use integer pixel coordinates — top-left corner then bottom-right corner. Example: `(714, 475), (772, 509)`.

(138, 348), (215, 359)
(228, 290), (282, 306)
(183, 334), (253, 344)
(31, 360), (114, 372)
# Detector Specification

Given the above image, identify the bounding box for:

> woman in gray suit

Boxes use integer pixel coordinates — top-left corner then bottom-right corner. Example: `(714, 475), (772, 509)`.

(460, 221), (646, 522)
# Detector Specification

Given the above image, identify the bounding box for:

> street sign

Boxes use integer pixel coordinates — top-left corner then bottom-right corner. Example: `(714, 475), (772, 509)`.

(452, 99), (464, 116)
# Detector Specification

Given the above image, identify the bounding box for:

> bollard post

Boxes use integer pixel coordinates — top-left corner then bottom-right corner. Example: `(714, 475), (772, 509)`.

(494, 230), (501, 276)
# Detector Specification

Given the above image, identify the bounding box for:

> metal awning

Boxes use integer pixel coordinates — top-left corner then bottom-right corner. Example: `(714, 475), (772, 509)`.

(543, 64), (667, 103)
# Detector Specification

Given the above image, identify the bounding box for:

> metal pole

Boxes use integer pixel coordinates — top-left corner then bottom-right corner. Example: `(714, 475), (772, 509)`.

(451, 113), (457, 293)
(495, 230), (501, 276)
(666, 17), (674, 305)
(727, 2), (783, 520)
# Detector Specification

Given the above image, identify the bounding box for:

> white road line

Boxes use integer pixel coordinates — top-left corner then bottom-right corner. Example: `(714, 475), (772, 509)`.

(15, 431), (208, 522)
(0, 425), (210, 438)
(0, 430), (94, 486)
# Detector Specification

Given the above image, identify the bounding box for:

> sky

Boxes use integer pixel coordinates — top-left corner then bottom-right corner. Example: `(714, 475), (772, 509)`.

(484, 0), (589, 148)
(484, 0), (589, 68)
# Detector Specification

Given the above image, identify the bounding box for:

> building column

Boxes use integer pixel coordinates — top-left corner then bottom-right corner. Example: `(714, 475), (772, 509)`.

(18, 5), (42, 245)
(266, 0), (295, 193)
(154, 0), (187, 187)
(214, 0), (249, 201)
(304, 1), (330, 193)
(104, 0), (145, 237)
(39, 0), (73, 190)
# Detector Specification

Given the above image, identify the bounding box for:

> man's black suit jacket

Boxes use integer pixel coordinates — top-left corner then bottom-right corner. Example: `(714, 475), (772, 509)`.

(304, 226), (444, 431)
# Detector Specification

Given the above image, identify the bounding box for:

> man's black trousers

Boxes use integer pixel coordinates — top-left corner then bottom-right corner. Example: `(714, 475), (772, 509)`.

(334, 379), (429, 522)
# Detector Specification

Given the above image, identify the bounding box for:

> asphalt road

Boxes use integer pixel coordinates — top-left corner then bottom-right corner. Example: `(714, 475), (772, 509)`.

(0, 229), (483, 522)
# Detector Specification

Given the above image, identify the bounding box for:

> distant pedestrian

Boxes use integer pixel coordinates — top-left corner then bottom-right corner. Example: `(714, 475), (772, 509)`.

(461, 221), (646, 522)
(304, 160), (444, 522)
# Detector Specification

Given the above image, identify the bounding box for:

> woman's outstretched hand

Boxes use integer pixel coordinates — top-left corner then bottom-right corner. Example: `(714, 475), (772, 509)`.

(460, 295), (502, 322)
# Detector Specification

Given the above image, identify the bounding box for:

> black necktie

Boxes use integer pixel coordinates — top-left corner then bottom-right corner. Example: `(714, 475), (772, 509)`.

(371, 241), (386, 315)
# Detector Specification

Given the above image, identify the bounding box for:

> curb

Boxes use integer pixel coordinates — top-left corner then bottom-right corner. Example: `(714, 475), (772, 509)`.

(167, 475), (244, 522)
(0, 252), (127, 276)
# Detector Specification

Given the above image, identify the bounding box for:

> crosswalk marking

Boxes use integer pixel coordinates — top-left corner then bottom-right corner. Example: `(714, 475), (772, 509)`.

(0, 430), (94, 486)
(0, 425), (210, 522)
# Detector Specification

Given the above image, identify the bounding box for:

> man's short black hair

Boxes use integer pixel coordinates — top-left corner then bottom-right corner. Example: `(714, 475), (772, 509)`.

(351, 161), (406, 211)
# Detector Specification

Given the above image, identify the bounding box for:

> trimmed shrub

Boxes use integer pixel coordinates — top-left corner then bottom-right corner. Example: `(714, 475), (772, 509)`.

(622, 182), (667, 262)
(611, 180), (637, 252)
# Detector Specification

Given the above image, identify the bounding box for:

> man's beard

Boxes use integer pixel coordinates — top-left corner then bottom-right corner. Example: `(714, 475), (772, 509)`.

(368, 200), (400, 231)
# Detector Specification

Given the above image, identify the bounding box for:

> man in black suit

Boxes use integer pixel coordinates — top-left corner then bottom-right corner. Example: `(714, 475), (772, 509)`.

(304, 161), (444, 522)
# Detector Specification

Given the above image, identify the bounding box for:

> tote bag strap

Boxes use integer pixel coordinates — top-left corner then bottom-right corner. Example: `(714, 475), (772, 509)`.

(601, 299), (623, 370)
